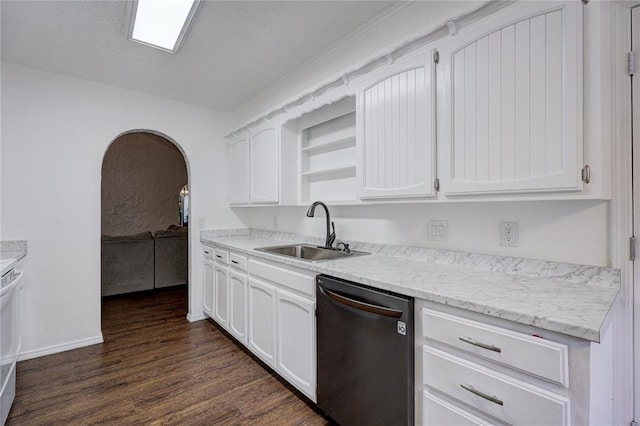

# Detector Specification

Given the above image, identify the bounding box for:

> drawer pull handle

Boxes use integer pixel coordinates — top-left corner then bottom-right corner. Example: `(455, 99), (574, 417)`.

(216, 255), (222, 259)
(460, 384), (504, 406)
(458, 336), (502, 353)
(231, 260), (239, 264)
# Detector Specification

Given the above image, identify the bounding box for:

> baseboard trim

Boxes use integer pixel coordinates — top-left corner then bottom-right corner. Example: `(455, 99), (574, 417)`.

(18, 334), (104, 361)
(187, 312), (206, 322)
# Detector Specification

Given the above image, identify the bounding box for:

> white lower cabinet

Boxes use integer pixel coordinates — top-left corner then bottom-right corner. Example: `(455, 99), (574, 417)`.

(276, 289), (316, 400)
(202, 247), (214, 318)
(214, 263), (229, 330)
(228, 269), (248, 345)
(248, 258), (317, 401)
(247, 277), (277, 368)
(424, 345), (569, 425)
(203, 247), (317, 402)
(417, 301), (613, 426)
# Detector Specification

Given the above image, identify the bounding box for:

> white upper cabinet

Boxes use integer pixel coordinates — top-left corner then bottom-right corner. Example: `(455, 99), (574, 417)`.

(357, 51), (436, 199)
(227, 133), (249, 205)
(249, 121), (280, 204)
(438, 1), (583, 196)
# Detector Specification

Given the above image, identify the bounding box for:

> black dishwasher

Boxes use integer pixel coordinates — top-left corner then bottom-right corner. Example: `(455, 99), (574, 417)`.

(316, 275), (414, 426)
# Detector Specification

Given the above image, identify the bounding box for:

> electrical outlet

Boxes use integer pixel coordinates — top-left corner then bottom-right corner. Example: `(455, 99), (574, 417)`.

(499, 222), (519, 247)
(427, 220), (448, 241)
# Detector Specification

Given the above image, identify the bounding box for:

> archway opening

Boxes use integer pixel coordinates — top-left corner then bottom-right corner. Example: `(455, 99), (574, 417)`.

(100, 131), (189, 319)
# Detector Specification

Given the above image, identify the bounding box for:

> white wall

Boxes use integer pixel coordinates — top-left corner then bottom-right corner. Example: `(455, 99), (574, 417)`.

(232, 1), (480, 128)
(1, 62), (242, 358)
(245, 200), (609, 266)
(232, 0), (611, 267)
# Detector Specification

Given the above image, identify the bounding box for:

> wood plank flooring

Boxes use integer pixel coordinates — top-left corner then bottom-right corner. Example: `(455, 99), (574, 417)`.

(6, 287), (329, 425)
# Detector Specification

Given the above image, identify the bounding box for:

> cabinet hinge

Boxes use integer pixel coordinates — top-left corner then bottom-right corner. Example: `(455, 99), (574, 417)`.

(433, 50), (440, 64)
(581, 165), (590, 184)
(434, 178), (440, 192)
(630, 237), (636, 261)
(629, 51), (636, 76)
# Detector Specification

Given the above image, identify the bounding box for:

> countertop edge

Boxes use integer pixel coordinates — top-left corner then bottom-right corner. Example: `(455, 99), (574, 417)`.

(200, 232), (618, 343)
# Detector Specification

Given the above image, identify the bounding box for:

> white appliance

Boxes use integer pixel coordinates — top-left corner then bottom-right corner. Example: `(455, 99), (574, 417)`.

(0, 259), (24, 426)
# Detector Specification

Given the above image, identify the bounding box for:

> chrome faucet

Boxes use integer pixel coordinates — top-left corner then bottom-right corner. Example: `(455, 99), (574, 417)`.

(306, 201), (336, 249)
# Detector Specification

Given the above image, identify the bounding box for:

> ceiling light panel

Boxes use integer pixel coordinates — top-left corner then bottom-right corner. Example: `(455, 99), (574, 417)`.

(129, 0), (199, 53)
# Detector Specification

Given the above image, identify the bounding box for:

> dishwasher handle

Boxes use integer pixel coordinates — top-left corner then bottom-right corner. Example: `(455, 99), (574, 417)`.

(319, 286), (403, 318)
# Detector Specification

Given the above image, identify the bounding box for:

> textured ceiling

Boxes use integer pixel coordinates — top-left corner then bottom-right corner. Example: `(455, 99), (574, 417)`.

(1, 1), (397, 111)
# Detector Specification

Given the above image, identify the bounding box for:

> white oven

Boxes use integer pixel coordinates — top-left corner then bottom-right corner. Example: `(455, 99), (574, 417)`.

(0, 259), (24, 426)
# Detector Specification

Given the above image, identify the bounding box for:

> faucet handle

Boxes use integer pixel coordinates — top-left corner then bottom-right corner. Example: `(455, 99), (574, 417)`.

(327, 221), (336, 248)
(336, 241), (350, 253)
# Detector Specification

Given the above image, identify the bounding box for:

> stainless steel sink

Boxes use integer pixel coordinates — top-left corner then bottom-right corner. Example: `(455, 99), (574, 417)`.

(254, 244), (368, 262)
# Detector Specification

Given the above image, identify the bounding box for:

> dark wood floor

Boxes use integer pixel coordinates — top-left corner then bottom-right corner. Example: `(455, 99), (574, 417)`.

(7, 287), (328, 425)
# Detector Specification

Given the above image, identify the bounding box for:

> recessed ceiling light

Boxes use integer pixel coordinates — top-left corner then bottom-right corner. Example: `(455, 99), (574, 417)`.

(128, 0), (200, 53)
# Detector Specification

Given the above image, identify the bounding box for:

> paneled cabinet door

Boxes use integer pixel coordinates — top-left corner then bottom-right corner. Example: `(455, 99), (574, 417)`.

(202, 260), (214, 318)
(357, 51), (436, 199)
(228, 270), (248, 345)
(228, 134), (249, 205)
(214, 264), (229, 330)
(437, 1), (583, 196)
(275, 290), (316, 401)
(247, 277), (277, 368)
(249, 121), (280, 204)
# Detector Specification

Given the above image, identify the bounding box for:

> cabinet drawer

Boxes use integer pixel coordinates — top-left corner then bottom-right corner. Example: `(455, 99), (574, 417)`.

(423, 389), (493, 426)
(248, 259), (315, 297)
(214, 249), (229, 265)
(423, 345), (569, 426)
(421, 309), (568, 386)
(229, 252), (247, 271)
(202, 246), (214, 260)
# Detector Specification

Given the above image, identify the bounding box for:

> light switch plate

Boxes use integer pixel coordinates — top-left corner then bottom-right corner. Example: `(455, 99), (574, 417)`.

(427, 220), (448, 241)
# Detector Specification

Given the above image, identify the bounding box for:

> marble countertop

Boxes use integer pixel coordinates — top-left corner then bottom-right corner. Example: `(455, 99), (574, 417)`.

(201, 229), (620, 343)
(1, 240), (27, 276)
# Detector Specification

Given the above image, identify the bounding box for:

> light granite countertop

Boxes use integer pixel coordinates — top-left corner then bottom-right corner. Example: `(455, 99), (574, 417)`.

(201, 229), (620, 343)
(1, 240), (27, 276)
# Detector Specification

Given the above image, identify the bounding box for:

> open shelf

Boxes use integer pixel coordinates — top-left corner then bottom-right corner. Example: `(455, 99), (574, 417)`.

(301, 135), (356, 155)
(281, 95), (358, 205)
(301, 165), (356, 179)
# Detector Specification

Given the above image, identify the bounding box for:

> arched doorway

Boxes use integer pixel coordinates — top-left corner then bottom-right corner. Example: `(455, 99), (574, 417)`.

(100, 130), (190, 317)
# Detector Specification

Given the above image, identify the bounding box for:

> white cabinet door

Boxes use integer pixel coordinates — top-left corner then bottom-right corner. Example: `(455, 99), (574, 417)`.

(358, 51), (436, 199)
(248, 277), (277, 368)
(214, 263), (229, 330)
(228, 269), (248, 345)
(276, 289), (316, 401)
(202, 259), (214, 318)
(249, 121), (280, 204)
(438, 1), (582, 196)
(228, 134), (249, 205)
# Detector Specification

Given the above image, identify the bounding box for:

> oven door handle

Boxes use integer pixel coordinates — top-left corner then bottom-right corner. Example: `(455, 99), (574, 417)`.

(319, 286), (403, 318)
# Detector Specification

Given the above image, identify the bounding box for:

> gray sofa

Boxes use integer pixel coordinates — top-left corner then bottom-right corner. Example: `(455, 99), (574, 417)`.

(153, 229), (188, 289)
(101, 227), (188, 296)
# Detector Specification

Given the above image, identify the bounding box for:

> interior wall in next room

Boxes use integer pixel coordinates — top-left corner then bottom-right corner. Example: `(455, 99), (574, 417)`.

(102, 132), (187, 236)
